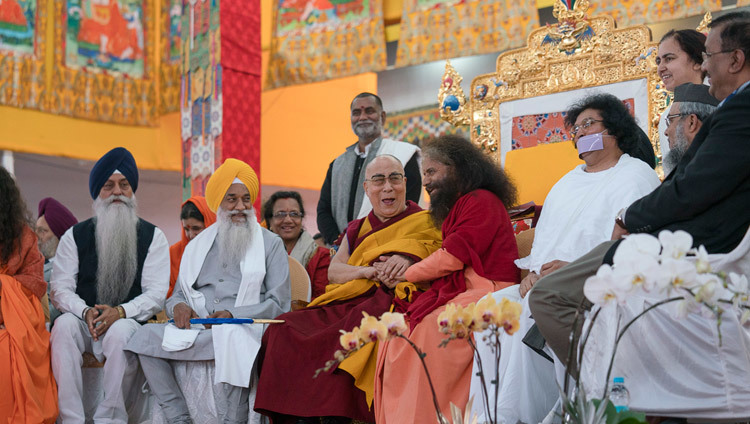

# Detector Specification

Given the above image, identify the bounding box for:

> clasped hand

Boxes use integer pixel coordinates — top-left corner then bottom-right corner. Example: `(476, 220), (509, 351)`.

(371, 254), (415, 288)
(86, 304), (121, 341)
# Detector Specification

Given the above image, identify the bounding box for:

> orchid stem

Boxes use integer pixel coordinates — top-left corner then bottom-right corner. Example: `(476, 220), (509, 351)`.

(397, 334), (444, 421)
(468, 336), (493, 423)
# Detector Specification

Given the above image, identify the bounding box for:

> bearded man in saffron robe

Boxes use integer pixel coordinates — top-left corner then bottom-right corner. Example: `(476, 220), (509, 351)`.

(374, 134), (521, 424)
(255, 155), (442, 423)
(0, 166), (58, 423)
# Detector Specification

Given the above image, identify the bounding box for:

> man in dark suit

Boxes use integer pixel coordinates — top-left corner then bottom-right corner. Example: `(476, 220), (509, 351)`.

(528, 11), (750, 362)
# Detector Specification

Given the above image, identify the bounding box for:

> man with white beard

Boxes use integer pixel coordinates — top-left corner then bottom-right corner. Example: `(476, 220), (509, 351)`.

(50, 147), (170, 423)
(316, 92), (422, 245)
(661, 82), (718, 175)
(126, 158), (291, 424)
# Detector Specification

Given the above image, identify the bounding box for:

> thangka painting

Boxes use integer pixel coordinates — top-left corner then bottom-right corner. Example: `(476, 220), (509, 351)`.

(265, 0), (387, 89)
(382, 104), (466, 147)
(396, 0), (539, 68)
(0, 0), (47, 109)
(160, 0), (181, 113)
(47, 0), (157, 125)
(586, 0), (721, 26)
(64, 0), (145, 77)
(0, 0), (36, 54)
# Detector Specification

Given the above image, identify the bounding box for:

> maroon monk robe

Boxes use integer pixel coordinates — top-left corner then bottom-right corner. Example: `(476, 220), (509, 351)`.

(254, 202), (424, 423)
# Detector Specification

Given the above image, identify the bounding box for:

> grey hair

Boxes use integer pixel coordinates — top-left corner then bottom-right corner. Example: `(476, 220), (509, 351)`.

(678, 101), (717, 122)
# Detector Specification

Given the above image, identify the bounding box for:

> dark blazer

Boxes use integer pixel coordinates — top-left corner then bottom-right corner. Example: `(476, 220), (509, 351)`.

(624, 83), (750, 254)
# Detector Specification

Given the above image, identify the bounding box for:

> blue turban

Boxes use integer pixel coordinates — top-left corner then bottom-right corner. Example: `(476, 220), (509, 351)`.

(89, 147), (139, 199)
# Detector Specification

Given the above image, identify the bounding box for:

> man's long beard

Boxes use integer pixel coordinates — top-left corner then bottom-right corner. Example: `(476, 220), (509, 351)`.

(663, 122), (689, 175)
(427, 175), (461, 228)
(352, 119), (383, 140)
(38, 236), (59, 260)
(94, 195), (139, 306)
(217, 208), (255, 266)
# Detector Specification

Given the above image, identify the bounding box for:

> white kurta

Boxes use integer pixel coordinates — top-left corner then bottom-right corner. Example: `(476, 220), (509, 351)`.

(470, 154), (660, 424)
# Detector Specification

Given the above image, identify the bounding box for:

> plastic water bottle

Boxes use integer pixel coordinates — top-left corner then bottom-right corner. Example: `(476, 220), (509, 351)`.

(609, 377), (630, 412)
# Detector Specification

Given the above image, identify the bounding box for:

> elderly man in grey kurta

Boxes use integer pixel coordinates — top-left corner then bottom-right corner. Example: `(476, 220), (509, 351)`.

(126, 159), (291, 424)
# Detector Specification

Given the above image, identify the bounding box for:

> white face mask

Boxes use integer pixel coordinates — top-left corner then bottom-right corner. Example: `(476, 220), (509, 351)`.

(576, 131), (606, 156)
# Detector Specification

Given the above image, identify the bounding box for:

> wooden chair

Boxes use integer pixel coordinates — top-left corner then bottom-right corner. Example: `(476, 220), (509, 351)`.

(288, 256), (311, 311)
(515, 228), (535, 280)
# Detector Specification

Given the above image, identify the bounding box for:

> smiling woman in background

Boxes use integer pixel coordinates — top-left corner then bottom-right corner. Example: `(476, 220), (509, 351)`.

(262, 191), (331, 299)
(168, 196), (216, 298)
(656, 28), (707, 159)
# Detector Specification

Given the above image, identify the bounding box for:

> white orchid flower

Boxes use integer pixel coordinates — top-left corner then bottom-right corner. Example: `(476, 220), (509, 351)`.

(659, 230), (694, 260)
(693, 245), (712, 274)
(584, 265), (631, 305)
(693, 273), (727, 306)
(656, 258), (699, 292)
(727, 272), (749, 308)
(613, 233), (662, 265)
(612, 255), (661, 293)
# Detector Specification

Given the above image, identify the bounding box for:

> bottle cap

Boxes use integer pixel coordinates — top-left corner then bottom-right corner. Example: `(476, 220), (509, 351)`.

(613, 377), (625, 384)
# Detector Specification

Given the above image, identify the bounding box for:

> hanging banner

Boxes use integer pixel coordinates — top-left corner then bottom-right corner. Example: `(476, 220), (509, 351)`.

(48, 0), (158, 125)
(265, 0), (387, 89)
(585, 0), (721, 26)
(181, 0), (261, 200)
(396, 0), (539, 68)
(160, 0), (182, 114)
(0, 0), (48, 109)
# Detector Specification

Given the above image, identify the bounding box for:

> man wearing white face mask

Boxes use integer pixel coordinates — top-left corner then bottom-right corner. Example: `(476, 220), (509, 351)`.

(468, 93), (660, 424)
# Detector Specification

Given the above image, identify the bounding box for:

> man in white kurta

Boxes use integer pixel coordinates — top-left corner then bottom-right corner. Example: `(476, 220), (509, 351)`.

(470, 94), (660, 424)
(50, 147), (170, 423)
(125, 159), (291, 424)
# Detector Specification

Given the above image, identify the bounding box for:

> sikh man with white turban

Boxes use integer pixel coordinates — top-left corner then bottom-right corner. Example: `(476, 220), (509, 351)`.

(50, 147), (170, 423)
(126, 158), (291, 424)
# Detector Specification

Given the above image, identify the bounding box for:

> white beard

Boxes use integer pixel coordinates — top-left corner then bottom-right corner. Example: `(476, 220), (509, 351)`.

(93, 194), (139, 306)
(216, 207), (255, 267)
(38, 236), (59, 260)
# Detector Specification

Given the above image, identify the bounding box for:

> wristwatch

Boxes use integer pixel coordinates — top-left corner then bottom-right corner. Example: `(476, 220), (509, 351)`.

(615, 208), (627, 230)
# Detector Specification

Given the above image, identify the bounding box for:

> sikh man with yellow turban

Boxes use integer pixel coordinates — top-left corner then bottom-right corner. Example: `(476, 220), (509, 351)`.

(126, 159), (291, 424)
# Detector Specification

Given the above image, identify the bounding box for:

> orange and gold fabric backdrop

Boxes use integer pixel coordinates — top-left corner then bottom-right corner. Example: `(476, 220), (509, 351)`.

(395, 0), (539, 68)
(265, 0), (387, 89)
(587, 0), (721, 26)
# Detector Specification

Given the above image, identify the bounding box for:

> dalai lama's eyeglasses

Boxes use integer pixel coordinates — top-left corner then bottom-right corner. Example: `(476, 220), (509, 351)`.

(570, 118), (604, 138)
(366, 172), (405, 186)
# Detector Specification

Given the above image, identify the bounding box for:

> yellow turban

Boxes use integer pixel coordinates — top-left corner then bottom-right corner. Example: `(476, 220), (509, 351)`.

(205, 158), (259, 212)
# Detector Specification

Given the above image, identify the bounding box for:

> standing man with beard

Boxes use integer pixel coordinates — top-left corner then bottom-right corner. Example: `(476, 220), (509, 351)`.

(661, 82), (718, 174)
(50, 147), (170, 423)
(374, 135), (521, 424)
(317, 92), (422, 245)
(127, 159), (291, 424)
(36, 197), (78, 324)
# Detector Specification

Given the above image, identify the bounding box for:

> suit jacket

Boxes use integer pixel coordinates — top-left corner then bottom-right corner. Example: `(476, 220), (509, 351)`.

(623, 83), (750, 254)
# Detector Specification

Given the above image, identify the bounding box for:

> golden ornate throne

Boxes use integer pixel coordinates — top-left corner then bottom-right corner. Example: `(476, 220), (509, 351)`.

(438, 0), (709, 204)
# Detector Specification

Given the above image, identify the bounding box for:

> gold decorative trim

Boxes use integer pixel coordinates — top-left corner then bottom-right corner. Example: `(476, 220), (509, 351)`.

(46, 0), (158, 126)
(439, 1), (669, 162)
(159, 0), (180, 114)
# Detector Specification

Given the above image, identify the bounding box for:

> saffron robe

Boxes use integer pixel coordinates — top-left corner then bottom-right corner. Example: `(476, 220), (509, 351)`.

(374, 189), (520, 424)
(0, 226), (58, 423)
(254, 202), (441, 422)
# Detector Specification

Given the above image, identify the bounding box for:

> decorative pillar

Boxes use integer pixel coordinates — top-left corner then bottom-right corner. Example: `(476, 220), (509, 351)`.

(180, 0), (261, 200)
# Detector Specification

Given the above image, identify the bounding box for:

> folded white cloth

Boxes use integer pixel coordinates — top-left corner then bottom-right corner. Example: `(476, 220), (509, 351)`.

(162, 323), (202, 352)
(212, 324), (263, 388)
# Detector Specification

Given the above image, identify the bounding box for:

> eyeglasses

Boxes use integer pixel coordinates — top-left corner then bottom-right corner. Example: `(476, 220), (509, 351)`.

(272, 211), (303, 220)
(701, 49), (735, 61)
(570, 118), (604, 138)
(366, 172), (405, 186)
(664, 113), (688, 128)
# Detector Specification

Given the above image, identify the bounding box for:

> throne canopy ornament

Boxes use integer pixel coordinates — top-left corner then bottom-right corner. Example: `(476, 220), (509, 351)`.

(438, 0), (713, 166)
